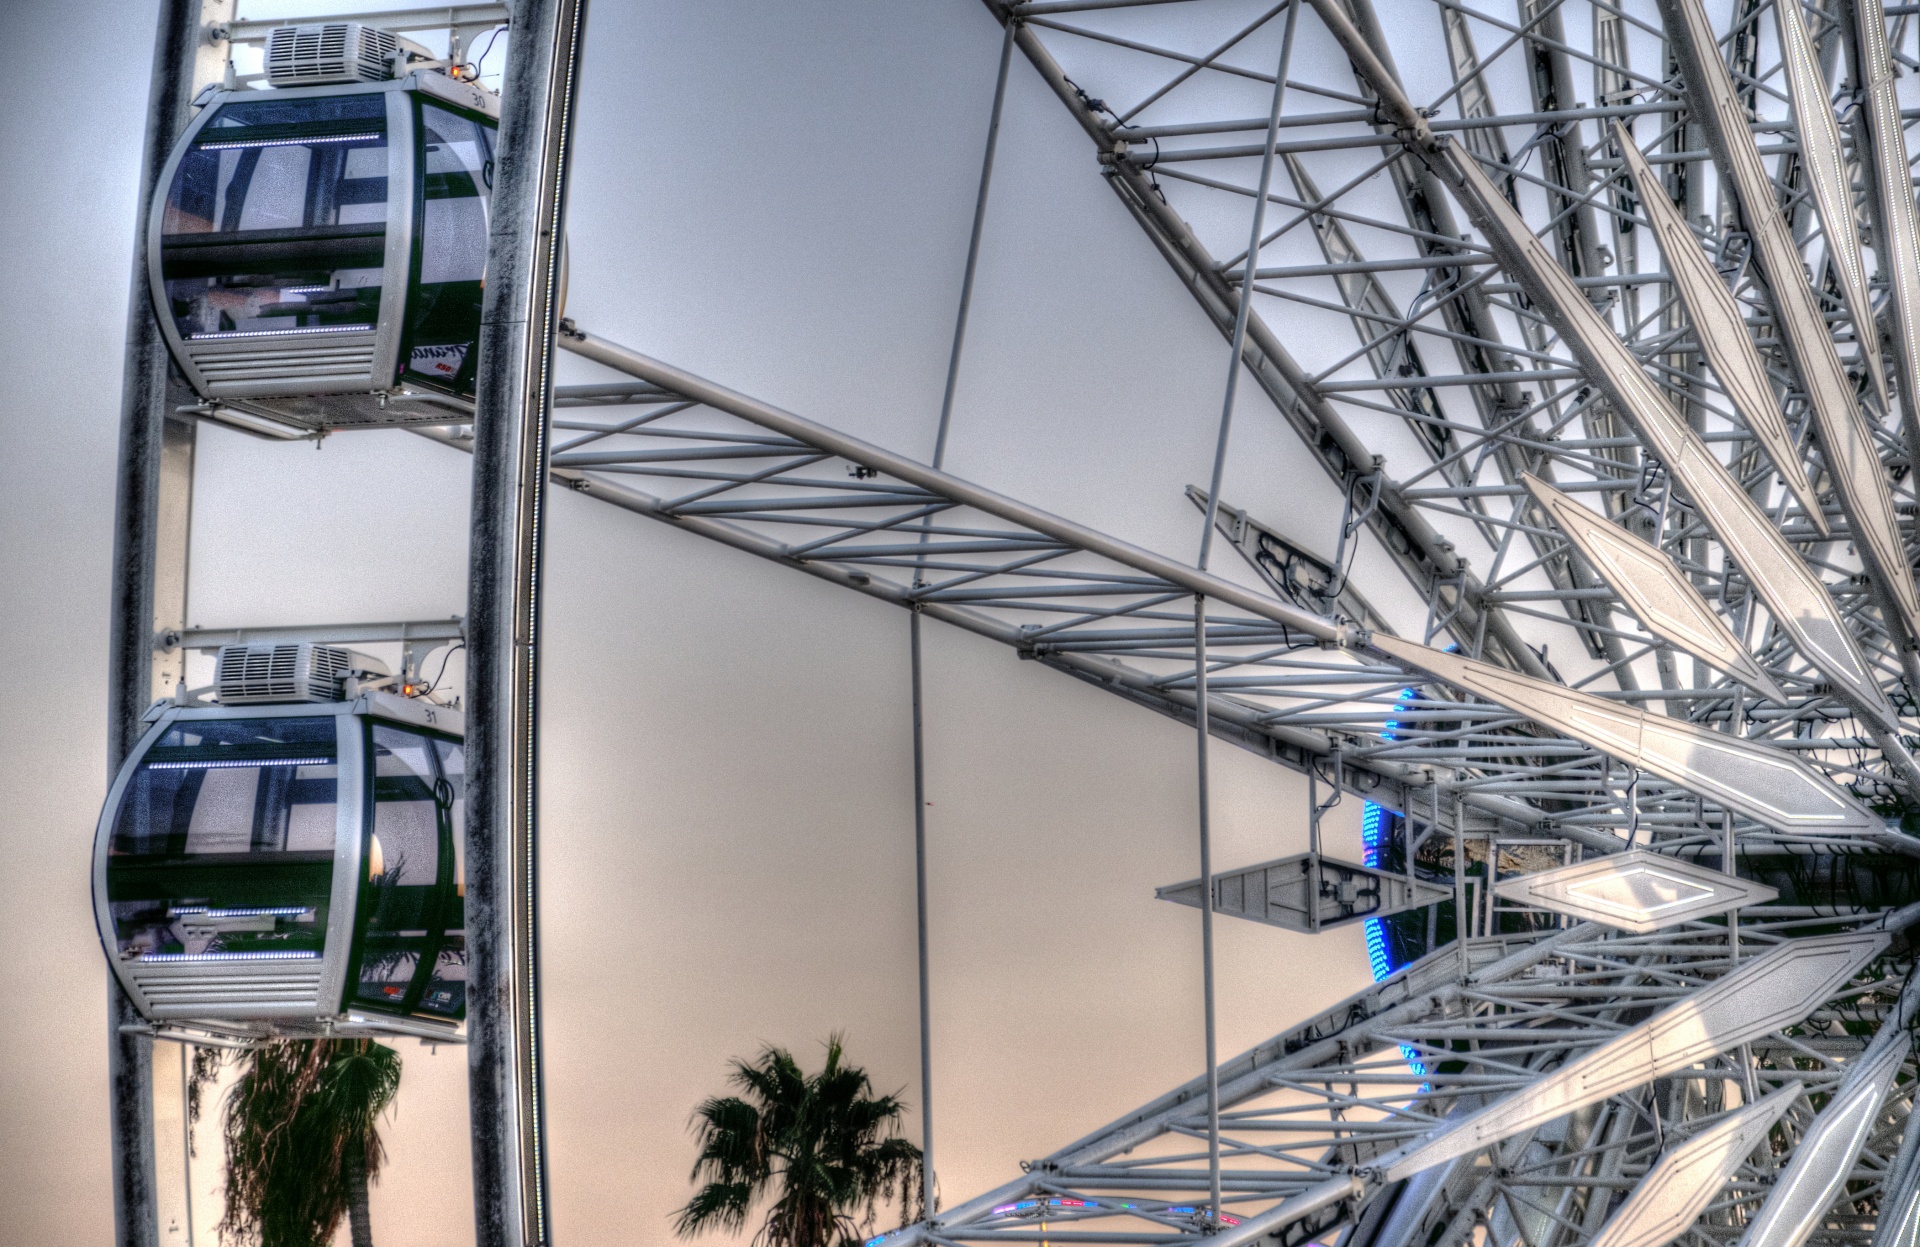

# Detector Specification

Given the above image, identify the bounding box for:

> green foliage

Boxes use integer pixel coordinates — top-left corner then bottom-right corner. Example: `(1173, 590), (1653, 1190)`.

(677, 1035), (923, 1247)
(216, 1038), (403, 1247)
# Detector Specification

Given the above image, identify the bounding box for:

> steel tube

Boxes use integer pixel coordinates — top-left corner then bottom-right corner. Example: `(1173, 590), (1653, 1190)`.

(110, 3), (232, 1244)
(933, 19), (1014, 469)
(1193, 598), (1223, 1226)
(910, 611), (937, 1216)
(465, 2), (588, 1245)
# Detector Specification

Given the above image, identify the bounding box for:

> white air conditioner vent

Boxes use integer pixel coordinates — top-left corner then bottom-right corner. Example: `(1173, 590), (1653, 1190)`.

(264, 23), (403, 87)
(215, 643), (387, 704)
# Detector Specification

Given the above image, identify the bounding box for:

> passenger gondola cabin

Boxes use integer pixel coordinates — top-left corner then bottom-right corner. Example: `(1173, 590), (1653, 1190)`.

(151, 23), (500, 431)
(95, 642), (467, 1042)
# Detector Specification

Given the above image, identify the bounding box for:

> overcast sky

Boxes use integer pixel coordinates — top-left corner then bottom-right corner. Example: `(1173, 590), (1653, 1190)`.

(0, 3), (1379, 1245)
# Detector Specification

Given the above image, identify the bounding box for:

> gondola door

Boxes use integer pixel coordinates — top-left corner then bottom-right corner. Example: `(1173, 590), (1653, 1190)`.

(347, 720), (467, 1021)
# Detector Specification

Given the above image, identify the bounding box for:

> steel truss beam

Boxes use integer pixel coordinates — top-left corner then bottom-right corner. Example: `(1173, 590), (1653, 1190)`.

(522, 329), (1900, 853)
(421, 333), (1571, 842)
(893, 920), (1917, 1247)
(411, 315), (1920, 861)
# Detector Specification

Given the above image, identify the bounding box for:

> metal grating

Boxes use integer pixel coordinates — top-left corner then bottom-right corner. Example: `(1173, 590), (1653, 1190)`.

(130, 962), (326, 1013)
(189, 336), (378, 386)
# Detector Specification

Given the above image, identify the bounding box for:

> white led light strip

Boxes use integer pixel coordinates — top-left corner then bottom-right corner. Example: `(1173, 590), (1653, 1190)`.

(145, 756), (330, 770)
(195, 132), (382, 151)
(169, 906), (315, 918)
(137, 950), (320, 963)
(188, 325), (374, 341)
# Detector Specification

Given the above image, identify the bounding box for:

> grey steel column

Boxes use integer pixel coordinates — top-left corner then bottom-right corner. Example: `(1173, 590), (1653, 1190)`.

(109, 3), (230, 1245)
(465, 2), (589, 1245)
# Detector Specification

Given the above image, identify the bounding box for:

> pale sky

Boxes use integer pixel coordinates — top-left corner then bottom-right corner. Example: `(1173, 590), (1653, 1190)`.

(0, 3), (1380, 1245)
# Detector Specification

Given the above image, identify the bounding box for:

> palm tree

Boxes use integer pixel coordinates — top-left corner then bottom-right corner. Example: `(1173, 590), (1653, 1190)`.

(215, 1038), (404, 1247)
(676, 1036), (924, 1247)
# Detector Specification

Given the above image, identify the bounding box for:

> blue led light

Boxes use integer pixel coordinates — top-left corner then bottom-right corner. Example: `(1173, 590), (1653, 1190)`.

(1364, 690), (1430, 1080)
(1361, 800), (1393, 983)
(137, 950), (320, 963)
(146, 757), (330, 770)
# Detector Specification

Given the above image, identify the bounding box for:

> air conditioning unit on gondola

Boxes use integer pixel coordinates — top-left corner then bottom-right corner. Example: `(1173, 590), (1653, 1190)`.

(215, 642), (390, 705)
(263, 23), (430, 87)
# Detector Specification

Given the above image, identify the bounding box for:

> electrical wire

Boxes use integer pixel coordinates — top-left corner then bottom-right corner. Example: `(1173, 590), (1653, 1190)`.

(416, 642), (466, 699)
(469, 25), (508, 80)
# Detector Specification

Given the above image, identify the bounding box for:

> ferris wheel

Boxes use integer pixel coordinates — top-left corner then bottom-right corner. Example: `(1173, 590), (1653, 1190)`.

(102, 3), (1920, 1247)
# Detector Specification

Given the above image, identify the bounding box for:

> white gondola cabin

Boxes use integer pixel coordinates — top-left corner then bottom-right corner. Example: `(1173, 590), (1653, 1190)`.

(150, 26), (500, 431)
(95, 643), (466, 1041)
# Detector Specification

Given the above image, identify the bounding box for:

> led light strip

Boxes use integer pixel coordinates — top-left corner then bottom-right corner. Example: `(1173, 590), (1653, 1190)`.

(137, 950), (321, 963)
(188, 325), (374, 341)
(145, 757), (330, 770)
(170, 906), (314, 918)
(195, 132), (382, 151)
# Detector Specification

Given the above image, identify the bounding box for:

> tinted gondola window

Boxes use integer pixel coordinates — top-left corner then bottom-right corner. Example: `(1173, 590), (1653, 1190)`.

(417, 737), (467, 1018)
(106, 717), (339, 964)
(401, 102), (494, 395)
(160, 94), (389, 343)
(354, 725), (464, 1017)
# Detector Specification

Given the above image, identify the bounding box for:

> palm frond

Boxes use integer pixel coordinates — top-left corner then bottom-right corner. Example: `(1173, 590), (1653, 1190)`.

(675, 1180), (759, 1237)
(217, 1039), (403, 1247)
(676, 1036), (923, 1247)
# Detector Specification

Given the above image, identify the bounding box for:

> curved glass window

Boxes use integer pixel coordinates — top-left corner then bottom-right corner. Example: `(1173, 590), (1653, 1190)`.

(419, 738), (467, 1018)
(401, 102), (495, 396)
(352, 725), (465, 1018)
(106, 717), (339, 965)
(160, 93), (389, 343)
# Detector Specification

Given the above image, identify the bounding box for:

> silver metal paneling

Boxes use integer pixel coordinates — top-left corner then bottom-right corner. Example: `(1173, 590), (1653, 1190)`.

(1742, 1031), (1911, 1247)
(1523, 475), (1786, 703)
(1383, 931), (1887, 1178)
(1493, 848), (1779, 933)
(1436, 147), (1902, 736)
(1773, 0), (1888, 412)
(1854, 0), (1920, 466)
(1609, 132), (1825, 536)
(190, 336), (380, 390)
(145, 86), (225, 400)
(1157, 853), (1451, 934)
(1659, 0), (1920, 644)
(134, 961), (326, 1016)
(96, 702), (367, 1022)
(1369, 634), (1881, 836)
(1871, 1087), (1920, 1247)
(1588, 1085), (1800, 1247)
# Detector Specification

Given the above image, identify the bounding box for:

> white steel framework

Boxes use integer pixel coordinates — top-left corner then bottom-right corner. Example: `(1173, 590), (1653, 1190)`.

(111, 0), (1920, 1245)
(450, 0), (1920, 1243)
